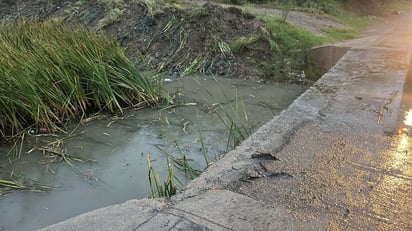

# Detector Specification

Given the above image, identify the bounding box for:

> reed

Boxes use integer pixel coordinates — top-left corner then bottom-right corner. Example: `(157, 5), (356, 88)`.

(0, 19), (163, 139)
(171, 140), (201, 179)
(147, 154), (176, 198)
(198, 77), (251, 150)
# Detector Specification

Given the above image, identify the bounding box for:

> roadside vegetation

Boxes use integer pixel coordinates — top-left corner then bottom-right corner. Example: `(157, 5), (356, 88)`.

(224, 0), (405, 15)
(222, 0), (408, 40)
(0, 19), (162, 140)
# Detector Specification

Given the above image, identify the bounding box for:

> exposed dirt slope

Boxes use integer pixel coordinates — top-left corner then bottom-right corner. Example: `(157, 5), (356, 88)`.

(0, 0), (344, 80)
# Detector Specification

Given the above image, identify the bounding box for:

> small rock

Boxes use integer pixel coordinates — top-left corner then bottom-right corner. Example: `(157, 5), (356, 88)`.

(244, 168), (263, 179)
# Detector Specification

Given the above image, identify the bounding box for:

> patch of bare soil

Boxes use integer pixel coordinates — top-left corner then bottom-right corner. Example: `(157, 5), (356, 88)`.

(104, 2), (271, 79)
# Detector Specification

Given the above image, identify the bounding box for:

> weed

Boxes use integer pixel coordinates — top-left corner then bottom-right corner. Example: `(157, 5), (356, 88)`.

(279, 0), (293, 22)
(238, 0), (342, 16)
(229, 34), (260, 54)
(64, 0), (85, 20)
(97, 7), (125, 30)
(153, 114), (202, 179)
(216, 40), (232, 59)
(214, 107), (250, 150)
(147, 154), (176, 198)
(196, 77), (251, 150)
(181, 58), (202, 77)
(257, 16), (324, 80)
(193, 120), (211, 167)
(96, 0), (127, 30)
(188, 6), (208, 17)
(136, 0), (164, 16)
(171, 140), (201, 179)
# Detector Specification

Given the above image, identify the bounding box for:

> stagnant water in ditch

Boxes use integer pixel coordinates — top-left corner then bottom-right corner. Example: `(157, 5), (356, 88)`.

(0, 75), (308, 231)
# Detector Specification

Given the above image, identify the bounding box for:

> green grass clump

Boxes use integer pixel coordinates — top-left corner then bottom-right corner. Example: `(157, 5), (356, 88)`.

(136, 0), (165, 16)
(0, 19), (162, 138)
(97, 0), (127, 30)
(229, 34), (260, 54)
(264, 17), (323, 54)
(147, 155), (177, 198)
(257, 16), (324, 80)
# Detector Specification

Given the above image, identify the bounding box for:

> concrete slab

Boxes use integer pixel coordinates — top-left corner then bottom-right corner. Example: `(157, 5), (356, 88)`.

(139, 190), (299, 230)
(170, 190), (297, 231)
(40, 190), (302, 231)
(39, 199), (167, 231)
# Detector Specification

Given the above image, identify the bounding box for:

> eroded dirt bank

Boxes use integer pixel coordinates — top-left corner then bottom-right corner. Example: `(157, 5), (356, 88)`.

(0, 0), (267, 79)
(0, 0), (343, 81)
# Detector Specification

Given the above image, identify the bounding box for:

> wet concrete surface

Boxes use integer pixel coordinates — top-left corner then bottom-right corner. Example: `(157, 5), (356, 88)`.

(41, 12), (412, 231)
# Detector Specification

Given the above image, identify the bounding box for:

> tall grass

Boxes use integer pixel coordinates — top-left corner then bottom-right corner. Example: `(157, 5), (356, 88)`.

(257, 16), (324, 80)
(0, 19), (163, 139)
(196, 77), (251, 150)
(147, 154), (177, 198)
(171, 140), (201, 179)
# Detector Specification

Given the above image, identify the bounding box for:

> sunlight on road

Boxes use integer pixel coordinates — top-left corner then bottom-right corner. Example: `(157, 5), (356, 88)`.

(370, 110), (412, 228)
(385, 107), (412, 187)
(394, 133), (410, 169)
(403, 109), (412, 126)
(393, 108), (412, 174)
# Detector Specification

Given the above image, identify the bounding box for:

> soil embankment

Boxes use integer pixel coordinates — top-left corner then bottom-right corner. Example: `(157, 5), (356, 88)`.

(0, 0), (343, 80)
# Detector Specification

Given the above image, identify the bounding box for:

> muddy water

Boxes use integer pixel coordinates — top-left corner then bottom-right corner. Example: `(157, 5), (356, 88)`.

(0, 76), (307, 231)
